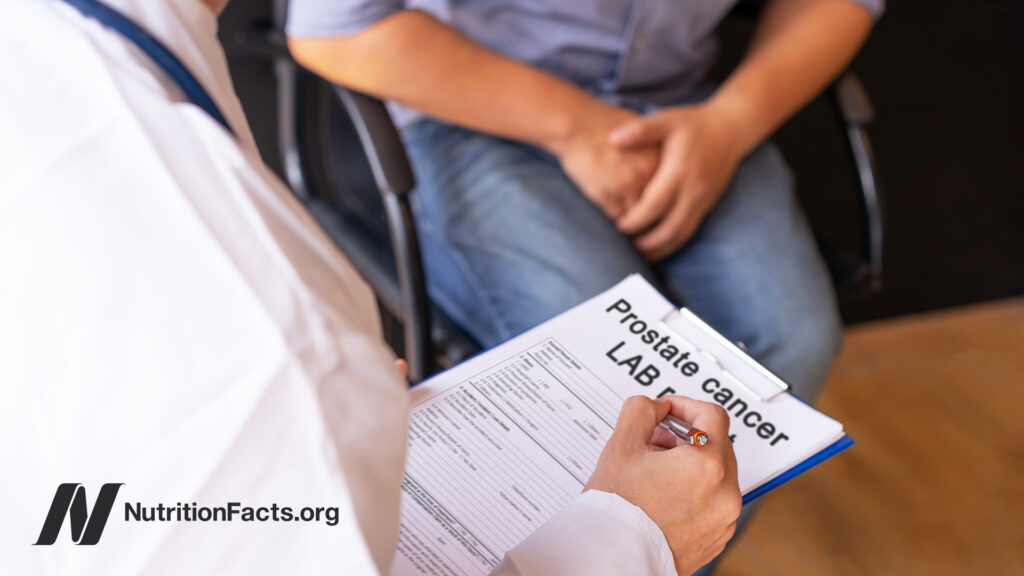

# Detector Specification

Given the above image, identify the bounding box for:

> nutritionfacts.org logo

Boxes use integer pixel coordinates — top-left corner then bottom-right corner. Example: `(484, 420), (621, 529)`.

(34, 483), (341, 545)
(35, 483), (123, 545)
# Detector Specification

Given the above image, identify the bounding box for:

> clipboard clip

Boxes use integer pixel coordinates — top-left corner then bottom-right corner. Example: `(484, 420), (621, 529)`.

(659, 308), (792, 403)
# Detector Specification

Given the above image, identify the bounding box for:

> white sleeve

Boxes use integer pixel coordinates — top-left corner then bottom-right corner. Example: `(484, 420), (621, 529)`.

(491, 490), (677, 576)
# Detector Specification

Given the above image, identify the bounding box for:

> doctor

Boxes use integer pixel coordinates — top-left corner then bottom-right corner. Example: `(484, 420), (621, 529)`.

(0, 1), (740, 575)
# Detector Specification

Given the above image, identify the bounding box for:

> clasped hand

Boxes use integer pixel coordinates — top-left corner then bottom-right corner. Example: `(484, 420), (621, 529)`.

(555, 104), (744, 261)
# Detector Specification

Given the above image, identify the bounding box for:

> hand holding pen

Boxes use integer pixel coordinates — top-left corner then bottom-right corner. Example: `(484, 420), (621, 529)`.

(585, 395), (741, 576)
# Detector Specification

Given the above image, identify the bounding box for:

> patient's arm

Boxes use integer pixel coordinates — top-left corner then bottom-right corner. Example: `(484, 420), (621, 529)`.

(290, 11), (595, 155)
(287, 10), (658, 219)
(708, 0), (875, 161)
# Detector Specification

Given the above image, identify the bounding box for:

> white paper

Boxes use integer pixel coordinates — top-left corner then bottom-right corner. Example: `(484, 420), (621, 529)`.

(392, 275), (845, 576)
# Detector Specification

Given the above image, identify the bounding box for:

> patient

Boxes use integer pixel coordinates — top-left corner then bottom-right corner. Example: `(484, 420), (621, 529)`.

(287, 0), (880, 418)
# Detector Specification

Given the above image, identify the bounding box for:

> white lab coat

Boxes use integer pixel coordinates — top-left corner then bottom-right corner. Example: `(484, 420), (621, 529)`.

(0, 1), (675, 575)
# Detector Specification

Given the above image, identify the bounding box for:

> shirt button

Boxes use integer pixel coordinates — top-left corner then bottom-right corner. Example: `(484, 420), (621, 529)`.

(634, 37), (646, 49)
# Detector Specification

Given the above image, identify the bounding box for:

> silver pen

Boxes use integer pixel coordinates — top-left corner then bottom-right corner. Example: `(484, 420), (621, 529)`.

(660, 415), (710, 447)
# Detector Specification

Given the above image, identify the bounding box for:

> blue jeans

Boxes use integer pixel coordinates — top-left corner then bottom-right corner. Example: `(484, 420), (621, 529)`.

(403, 119), (841, 574)
(403, 119), (842, 400)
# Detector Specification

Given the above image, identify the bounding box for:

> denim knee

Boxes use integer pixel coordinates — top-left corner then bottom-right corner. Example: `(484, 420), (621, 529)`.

(758, 301), (843, 403)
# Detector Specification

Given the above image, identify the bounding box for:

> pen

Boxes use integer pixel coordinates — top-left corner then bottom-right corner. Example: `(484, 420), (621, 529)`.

(660, 415), (709, 447)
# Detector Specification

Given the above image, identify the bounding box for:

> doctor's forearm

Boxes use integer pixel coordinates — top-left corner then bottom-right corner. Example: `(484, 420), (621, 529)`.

(287, 10), (610, 155)
(705, 0), (874, 158)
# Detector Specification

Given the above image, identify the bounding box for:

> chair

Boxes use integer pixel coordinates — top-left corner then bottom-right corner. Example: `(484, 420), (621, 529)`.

(228, 0), (886, 383)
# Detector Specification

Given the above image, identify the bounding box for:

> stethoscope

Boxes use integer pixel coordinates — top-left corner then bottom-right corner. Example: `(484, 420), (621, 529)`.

(56, 0), (235, 137)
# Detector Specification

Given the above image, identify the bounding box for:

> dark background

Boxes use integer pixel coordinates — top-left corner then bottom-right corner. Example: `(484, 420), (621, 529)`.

(218, 0), (1024, 325)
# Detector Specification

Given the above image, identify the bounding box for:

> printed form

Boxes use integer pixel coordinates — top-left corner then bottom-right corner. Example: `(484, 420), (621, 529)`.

(393, 275), (847, 576)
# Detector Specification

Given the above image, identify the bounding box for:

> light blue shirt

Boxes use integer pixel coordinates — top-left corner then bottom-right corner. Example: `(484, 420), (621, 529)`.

(286, 0), (884, 126)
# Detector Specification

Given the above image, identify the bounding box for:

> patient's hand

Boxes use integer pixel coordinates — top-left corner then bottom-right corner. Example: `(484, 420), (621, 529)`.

(549, 103), (660, 220)
(586, 395), (741, 576)
(608, 105), (744, 260)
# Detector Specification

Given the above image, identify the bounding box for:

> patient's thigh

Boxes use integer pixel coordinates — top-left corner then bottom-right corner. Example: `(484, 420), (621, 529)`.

(657, 142), (842, 399)
(403, 120), (650, 347)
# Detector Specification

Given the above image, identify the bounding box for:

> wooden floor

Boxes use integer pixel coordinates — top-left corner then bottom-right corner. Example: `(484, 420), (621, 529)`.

(717, 298), (1024, 576)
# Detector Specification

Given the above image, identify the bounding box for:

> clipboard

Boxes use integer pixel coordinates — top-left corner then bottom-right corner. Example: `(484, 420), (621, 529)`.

(393, 274), (855, 575)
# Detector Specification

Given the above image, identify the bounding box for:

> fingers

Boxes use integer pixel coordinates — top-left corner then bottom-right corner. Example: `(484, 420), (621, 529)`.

(608, 114), (670, 148)
(658, 395), (732, 446)
(610, 115), (679, 236)
(650, 425), (681, 451)
(395, 359), (408, 377)
(615, 160), (681, 235)
(634, 187), (702, 260)
(592, 192), (626, 220)
(709, 522), (738, 557)
(609, 396), (673, 453)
